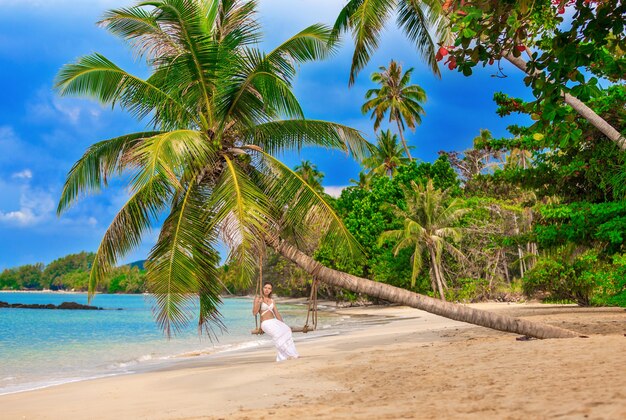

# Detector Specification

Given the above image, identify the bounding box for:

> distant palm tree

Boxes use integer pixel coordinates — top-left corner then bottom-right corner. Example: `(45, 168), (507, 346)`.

(363, 129), (410, 177)
(380, 179), (468, 300)
(362, 60), (426, 162)
(349, 171), (372, 190)
(506, 148), (533, 170)
(294, 160), (324, 192)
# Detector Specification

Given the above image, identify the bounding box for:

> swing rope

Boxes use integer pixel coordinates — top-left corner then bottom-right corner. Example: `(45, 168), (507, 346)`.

(299, 278), (319, 333)
(252, 254), (264, 335)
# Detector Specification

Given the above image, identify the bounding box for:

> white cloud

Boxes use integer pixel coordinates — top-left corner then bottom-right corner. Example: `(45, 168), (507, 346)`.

(324, 185), (348, 198)
(0, 126), (24, 160)
(11, 169), (33, 180)
(27, 87), (102, 127)
(0, 187), (54, 227)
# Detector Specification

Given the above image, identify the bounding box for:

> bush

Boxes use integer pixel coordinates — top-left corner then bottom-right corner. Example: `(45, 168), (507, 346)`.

(523, 249), (626, 307)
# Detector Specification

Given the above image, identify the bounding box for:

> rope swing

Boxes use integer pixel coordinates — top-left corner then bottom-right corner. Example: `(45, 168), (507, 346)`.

(251, 253), (319, 335)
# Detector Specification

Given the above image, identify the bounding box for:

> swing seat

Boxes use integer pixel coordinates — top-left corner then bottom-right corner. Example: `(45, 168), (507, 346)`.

(290, 325), (312, 333)
(250, 325), (311, 335)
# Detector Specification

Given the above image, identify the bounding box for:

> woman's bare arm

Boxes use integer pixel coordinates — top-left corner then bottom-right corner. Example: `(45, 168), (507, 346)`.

(252, 297), (261, 316)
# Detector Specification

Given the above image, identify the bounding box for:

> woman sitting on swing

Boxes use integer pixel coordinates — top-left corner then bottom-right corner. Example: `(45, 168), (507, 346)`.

(252, 282), (299, 362)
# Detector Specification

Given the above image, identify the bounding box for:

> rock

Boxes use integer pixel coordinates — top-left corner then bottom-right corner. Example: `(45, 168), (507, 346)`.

(0, 301), (104, 310)
(58, 302), (102, 310)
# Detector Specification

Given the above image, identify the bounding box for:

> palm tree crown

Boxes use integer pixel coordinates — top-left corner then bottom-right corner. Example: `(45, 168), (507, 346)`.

(379, 179), (468, 299)
(294, 160), (325, 193)
(55, 0), (371, 336)
(362, 60), (426, 162)
(363, 129), (410, 177)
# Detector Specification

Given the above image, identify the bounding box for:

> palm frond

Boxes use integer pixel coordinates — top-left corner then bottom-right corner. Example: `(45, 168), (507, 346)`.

(331, 0), (364, 40)
(57, 131), (160, 215)
(99, 6), (182, 60)
(244, 119), (373, 161)
(147, 179), (224, 338)
(207, 155), (269, 285)
(213, 0), (261, 46)
(126, 129), (214, 193)
(410, 242), (424, 286)
(267, 23), (338, 65)
(257, 151), (364, 262)
(338, 0), (396, 85)
(220, 50), (305, 125)
(378, 228), (403, 246)
(397, 0), (441, 77)
(89, 173), (173, 300)
(55, 53), (198, 129)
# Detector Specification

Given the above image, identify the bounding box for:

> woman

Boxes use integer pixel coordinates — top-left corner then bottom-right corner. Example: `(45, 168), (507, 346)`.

(252, 282), (299, 362)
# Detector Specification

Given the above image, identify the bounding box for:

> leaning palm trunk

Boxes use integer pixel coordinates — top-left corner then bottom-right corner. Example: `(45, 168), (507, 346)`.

(503, 53), (626, 150)
(268, 236), (579, 339)
(395, 121), (414, 162)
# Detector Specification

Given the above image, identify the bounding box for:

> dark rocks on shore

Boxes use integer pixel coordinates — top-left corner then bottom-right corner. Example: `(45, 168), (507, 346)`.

(0, 301), (104, 310)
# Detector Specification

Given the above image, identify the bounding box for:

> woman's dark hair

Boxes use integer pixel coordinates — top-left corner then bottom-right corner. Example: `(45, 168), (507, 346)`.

(263, 282), (273, 297)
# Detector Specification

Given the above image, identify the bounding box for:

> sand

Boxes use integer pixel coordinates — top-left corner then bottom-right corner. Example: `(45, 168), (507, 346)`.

(2, 302), (625, 419)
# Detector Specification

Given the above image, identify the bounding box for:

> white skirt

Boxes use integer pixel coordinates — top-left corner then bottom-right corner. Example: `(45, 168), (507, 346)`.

(261, 318), (299, 362)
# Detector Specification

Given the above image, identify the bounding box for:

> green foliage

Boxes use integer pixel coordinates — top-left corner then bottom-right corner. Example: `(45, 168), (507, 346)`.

(535, 201), (626, 253)
(445, 277), (489, 303)
(317, 157), (461, 294)
(0, 264), (44, 290)
(107, 266), (146, 294)
(445, 0), (625, 137)
(43, 252), (95, 289)
(363, 130), (411, 177)
(0, 252), (146, 293)
(488, 85), (626, 203)
(362, 60), (427, 160)
(523, 248), (626, 306)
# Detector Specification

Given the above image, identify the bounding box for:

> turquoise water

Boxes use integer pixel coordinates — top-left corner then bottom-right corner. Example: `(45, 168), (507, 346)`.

(0, 292), (330, 395)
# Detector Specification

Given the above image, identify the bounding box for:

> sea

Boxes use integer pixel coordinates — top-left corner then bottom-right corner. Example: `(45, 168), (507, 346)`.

(0, 292), (346, 395)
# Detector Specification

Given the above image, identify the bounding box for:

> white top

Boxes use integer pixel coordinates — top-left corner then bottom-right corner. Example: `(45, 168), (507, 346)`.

(260, 300), (275, 317)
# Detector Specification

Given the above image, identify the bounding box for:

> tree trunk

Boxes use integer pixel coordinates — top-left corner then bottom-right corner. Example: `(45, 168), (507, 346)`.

(501, 248), (511, 284)
(395, 120), (414, 161)
(503, 53), (626, 150)
(429, 248), (446, 300)
(267, 236), (579, 339)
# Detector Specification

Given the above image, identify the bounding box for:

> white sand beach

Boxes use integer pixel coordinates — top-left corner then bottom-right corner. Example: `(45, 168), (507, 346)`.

(1, 302), (625, 419)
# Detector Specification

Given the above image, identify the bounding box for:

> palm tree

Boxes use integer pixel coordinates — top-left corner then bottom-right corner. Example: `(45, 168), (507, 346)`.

(506, 148), (533, 170)
(349, 171), (372, 190)
(57, 0), (578, 340)
(362, 60), (426, 162)
(379, 179), (467, 300)
(363, 129), (410, 177)
(333, 0), (625, 149)
(294, 160), (324, 192)
(55, 0), (370, 336)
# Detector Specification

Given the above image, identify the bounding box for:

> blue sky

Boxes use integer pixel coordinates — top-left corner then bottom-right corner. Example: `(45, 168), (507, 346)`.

(0, 0), (533, 270)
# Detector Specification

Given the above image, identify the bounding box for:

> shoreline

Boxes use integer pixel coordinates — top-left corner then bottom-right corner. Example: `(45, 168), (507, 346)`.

(2, 302), (625, 419)
(0, 297), (377, 397)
